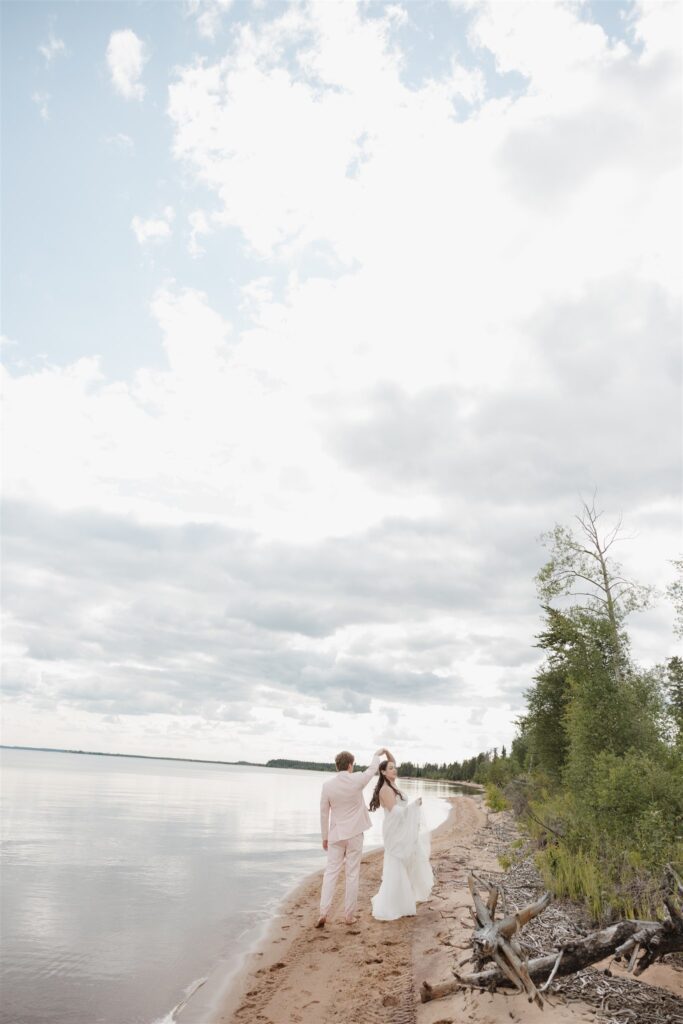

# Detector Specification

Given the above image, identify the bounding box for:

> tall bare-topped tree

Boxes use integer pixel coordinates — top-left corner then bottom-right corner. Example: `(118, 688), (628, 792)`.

(535, 496), (654, 674)
(667, 556), (683, 639)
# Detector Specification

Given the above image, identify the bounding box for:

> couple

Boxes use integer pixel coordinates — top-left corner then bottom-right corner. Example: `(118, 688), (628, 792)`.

(317, 747), (433, 927)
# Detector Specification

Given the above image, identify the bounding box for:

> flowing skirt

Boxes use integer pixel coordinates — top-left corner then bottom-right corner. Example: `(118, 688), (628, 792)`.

(371, 798), (434, 921)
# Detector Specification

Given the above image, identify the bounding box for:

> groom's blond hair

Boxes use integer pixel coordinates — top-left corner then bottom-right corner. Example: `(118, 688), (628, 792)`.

(335, 751), (354, 771)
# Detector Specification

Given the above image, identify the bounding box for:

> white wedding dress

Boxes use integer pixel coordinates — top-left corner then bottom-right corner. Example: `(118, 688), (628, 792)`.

(371, 795), (434, 921)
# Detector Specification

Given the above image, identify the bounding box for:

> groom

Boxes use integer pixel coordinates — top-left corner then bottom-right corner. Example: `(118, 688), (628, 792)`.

(317, 746), (394, 927)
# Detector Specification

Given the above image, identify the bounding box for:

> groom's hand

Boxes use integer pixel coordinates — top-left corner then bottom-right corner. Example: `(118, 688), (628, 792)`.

(322, 839), (328, 851)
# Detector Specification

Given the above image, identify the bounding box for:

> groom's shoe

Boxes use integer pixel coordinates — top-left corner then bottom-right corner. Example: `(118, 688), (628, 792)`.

(315, 915), (326, 928)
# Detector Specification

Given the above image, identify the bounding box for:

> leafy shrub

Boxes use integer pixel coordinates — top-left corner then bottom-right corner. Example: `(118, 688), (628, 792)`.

(529, 749), (683, 920)
(485, 783), (509, 812)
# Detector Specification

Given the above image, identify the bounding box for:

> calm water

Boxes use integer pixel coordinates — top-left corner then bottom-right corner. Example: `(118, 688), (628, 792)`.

(0, 748), (466, 1024)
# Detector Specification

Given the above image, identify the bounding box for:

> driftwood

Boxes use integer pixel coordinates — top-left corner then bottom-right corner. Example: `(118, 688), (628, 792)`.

(421, 866), (683, 1005)
(614, 864), (683, 975)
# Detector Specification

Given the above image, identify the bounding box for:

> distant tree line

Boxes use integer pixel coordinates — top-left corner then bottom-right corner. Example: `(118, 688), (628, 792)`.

(266, 758), (369, 773)
(397, 753), (493, 781)
(265, 756), (494, 781)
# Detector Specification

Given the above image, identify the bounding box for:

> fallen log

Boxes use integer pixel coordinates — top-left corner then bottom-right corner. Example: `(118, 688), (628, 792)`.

(614, 864), (683, 975)
(420, 866), (683, 1004)
(421, 919), (647, 1002)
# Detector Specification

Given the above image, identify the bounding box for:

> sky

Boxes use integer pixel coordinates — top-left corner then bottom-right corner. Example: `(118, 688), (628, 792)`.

(1, 0), (681, 767)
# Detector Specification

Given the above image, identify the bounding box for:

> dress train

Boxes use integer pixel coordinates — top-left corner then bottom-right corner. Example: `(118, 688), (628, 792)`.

(371, 796), (433, 921)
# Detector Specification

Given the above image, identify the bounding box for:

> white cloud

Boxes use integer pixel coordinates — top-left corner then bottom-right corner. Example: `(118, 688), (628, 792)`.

(12, 1), (681, 544)
(32, 91), (50, 120)
(131, 206), (174, 245)
(633, 0), (683, 60)
(106, 29), (147, 101)
(150, 283), (231, 376)
(167, 0), (680, 329)
(187, 209), (211, 257)
(39, 34), (66, 65)
(106, 132), (134, 150)
(186, 0), (233, 40)
(468, 1), (624, 96)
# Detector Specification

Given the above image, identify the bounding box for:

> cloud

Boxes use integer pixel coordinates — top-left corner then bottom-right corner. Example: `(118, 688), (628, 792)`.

(322, 277), (681, 508)
(3, 2), (680, 762)
(468, 1), (621, 90)
(282, 706), (325, 726)
(131, 206), (174, 245)
(39, 34), (66, 66)
(186, 0), (233, 40)
(1, 498), (471, 726)
(165, 0), (681, 416)
(106, 133), (134, 150)
(167, 4), (413, 258)
(188, 209), (211, 257)
(32, 92), (50, 120)
(106, 29), (147, 101)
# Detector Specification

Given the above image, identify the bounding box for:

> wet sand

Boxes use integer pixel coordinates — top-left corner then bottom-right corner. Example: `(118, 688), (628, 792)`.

(214, 794), (682, 1024)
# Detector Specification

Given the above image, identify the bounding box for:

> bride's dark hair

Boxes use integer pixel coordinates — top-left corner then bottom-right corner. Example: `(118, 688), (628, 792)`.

(369, 760), (403, 812)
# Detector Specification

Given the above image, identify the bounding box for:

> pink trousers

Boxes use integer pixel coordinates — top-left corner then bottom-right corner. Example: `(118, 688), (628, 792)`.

(319, 833), (364, 918)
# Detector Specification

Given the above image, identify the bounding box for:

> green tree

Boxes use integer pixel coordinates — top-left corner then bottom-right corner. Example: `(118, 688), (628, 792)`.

(667, 557), (683, 639)
(665, 655), (683, 743)
(520, 664), (570, 779)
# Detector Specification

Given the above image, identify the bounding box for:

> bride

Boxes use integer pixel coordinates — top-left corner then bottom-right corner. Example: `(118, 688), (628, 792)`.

(369, 759), (434, 920)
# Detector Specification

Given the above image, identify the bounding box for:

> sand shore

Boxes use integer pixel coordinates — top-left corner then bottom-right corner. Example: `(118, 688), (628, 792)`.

(214, 794), (682, 1024)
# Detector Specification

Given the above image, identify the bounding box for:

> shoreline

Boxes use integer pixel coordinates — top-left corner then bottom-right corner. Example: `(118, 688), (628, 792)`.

(208, 798), (462, 1024)
(211, 794), (683, 1024)
(211, 794), (489, 1023)
(200, 797), (459, 1024)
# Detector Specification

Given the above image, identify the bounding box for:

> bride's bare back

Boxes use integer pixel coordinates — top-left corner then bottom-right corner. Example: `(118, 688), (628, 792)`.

(379, 786), (397, 811)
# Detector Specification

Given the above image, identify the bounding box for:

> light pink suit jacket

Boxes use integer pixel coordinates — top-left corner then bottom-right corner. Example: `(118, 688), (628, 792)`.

(320, 753), (382, 844)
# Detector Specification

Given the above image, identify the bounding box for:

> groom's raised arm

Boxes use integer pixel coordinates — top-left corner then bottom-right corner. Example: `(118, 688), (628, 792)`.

(353, 747), (386, 788)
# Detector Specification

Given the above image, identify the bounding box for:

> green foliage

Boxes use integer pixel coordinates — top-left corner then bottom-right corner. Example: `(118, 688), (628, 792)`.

(510, 733), (529, 770)
(485, 783), (509, 812)
(498, 503), (682, 920)
(524, 633), (682, 920)
(398, 751), (488, 782)
(520, 661), (571, 780)
(583, 748), (682, 864)
(665, 656), (683, 743)
(564, 658), (666, 797)
(535, 844), (605, 919)
(521, 604), (667, 795)
(667, 557), (683, 639)
(529, 746), (683, 919)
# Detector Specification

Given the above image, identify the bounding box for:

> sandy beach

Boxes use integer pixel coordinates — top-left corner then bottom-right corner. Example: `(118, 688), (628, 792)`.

(214, 794), (683, 1024)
